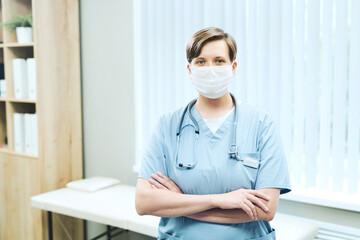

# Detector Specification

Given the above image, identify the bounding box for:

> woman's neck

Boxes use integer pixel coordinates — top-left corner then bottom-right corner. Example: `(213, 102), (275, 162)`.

(194, 93), (234, 119)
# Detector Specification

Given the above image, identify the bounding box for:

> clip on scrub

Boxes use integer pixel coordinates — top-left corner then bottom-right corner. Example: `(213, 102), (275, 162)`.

(229, 145), (238, 160)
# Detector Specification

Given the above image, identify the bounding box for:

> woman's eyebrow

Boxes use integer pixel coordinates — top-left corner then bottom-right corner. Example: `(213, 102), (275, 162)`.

(195, 56), (225, 59)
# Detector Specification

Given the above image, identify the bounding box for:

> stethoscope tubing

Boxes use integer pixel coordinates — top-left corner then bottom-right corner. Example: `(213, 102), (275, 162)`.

(175, 93), (239, 169)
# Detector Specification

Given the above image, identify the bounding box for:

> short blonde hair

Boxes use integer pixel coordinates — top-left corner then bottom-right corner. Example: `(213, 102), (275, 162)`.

(186, 27), (237, 63)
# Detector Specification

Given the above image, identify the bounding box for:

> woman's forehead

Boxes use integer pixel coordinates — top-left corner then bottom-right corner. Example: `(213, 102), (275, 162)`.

(197, 39), (230, 59)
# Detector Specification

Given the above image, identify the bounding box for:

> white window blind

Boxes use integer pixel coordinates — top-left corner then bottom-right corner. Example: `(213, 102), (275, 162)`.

(133, 0), (360, 209)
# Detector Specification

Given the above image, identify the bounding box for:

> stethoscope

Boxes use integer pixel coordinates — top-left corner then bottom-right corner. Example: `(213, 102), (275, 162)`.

(175, 93), (239, 169)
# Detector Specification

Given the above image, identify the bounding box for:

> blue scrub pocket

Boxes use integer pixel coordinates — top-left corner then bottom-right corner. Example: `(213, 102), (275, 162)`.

(245, 228), (276, 240)
(158, 229), (183, 240)
(239, 152), (260, 169)
(230, 152), (260, 190)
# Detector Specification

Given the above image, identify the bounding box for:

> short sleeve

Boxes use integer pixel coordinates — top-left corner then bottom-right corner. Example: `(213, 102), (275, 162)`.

(255, 113), (291, 194)
(138, 116), (167, 180)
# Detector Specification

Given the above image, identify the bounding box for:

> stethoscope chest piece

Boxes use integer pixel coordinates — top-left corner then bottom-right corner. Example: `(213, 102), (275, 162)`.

(178, 163), (193, 169)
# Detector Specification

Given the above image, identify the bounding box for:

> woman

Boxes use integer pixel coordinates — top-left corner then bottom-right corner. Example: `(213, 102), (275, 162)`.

(136, 27), (291, 240)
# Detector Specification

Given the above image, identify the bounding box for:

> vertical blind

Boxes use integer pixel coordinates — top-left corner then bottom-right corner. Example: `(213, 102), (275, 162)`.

(133, 0), (360, 197)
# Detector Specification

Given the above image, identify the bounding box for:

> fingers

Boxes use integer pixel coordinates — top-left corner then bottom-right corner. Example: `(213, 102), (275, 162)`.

(244, 198), (258, 220)
(148, 178), (166, 190)
(248, 190), (271, 201)
(234, 190), (268, 220)
(151, 172), (183, 194)
(240, 200), (254, 220)
(151, 173), (172, 189)
(246, 193), (268, 213)
(157, 172), (171, 181)
(157, 172), (179, 190)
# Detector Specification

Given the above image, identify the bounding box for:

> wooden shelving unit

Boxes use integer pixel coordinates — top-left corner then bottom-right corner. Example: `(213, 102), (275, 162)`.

(0, 0), (83, 239)
(5, 42), (35, 47)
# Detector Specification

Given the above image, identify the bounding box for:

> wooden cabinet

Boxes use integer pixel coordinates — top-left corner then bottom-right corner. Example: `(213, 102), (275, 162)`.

(0, 0), (83, 239)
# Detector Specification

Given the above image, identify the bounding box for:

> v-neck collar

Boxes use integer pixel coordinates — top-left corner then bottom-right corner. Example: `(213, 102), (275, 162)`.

(189, 105), (235, 149)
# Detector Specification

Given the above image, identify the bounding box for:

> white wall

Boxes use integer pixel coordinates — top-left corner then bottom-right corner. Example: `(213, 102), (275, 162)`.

(80, 0), (138, 186)
(80, 0), (145, 239)
(80, 0), (359, 238)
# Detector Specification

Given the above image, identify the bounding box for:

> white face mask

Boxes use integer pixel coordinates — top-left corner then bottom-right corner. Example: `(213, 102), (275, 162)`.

(190, 65), (234, 99)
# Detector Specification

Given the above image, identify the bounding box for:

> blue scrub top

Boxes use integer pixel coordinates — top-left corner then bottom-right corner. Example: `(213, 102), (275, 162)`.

(139, 101), (291, 240)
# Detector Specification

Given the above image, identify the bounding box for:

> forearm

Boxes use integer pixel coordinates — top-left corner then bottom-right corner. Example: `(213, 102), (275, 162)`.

(187, 208), (252, 223)
(186, 205), (269, 224)
(137, 175), (278, 221)
(136, 180), (215, 217)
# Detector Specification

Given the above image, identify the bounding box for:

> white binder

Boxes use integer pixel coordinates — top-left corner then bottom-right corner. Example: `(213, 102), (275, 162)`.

(13, 59), (28, 98)
(24, 113), (32, 154)
(27, 58), (36, 100)
(0, 80), (6, 97)
(14, 113), (25, 152)
(31, 114), (38, 155)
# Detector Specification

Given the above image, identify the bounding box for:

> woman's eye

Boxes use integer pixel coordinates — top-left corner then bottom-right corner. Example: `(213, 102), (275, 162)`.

(215, 59), (225, 64)
(196, 60), (205, 64)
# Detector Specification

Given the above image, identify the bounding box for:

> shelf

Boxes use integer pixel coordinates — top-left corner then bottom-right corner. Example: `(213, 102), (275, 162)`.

(0, 147), (38, 159)
(0, 97), (37, 104)
(0, 0), (83, 239)
(8, 98), (37, 103)
(5, 42), (34, 48)
(0, 98), (37, 103)
(8, 150), (38, 159)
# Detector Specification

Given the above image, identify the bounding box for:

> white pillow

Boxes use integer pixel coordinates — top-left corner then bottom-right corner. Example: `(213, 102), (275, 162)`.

(66, 176), (121, 192)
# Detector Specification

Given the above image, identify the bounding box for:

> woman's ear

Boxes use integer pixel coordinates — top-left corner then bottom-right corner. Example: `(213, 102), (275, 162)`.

(187, 64), (192, 76)
(232, 61), (237, 75)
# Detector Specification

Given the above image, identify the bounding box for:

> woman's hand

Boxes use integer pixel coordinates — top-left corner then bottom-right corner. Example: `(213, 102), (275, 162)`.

(149, 172), (183, 194)
(214, 189), (270, 220)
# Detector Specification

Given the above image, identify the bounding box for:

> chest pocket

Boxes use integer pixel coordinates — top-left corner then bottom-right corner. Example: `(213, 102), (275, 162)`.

(230, 152), (260, 191)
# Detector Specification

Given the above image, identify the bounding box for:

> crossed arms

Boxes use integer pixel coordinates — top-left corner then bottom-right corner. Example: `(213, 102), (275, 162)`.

(135, 172), (280, 224)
